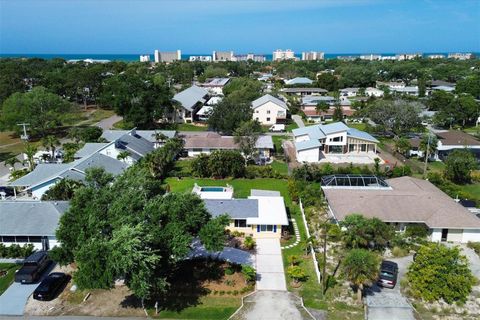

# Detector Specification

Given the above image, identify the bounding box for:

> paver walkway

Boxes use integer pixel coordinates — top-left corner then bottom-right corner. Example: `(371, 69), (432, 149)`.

(256, 238), (286, 291)
(282, 218), (300, 249)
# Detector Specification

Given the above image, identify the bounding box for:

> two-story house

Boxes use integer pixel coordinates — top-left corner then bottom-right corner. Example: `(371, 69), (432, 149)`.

(251, 94), (289, 125)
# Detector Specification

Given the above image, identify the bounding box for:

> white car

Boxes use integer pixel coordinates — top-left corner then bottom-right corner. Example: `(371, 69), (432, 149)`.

(269, 124), (286, 132)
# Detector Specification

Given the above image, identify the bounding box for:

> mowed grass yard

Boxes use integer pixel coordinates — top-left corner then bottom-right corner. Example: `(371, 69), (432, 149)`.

(0, 263), (20, 295)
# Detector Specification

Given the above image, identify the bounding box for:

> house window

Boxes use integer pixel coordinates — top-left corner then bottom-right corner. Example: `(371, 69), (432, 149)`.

(259, 225), (274, 232)
(255, 110), (259, 113)
(1, 236), (15, 242)
(266, 117), (271, 122)
(234, 219), (247, 228)
(192, 148), (203, 153)
(255, 117), (259, 121)
(329, 136), (343, 142)
(267, 110), (271, 114)
(28, 236), (42, 243)
(15, 236), (29, 243)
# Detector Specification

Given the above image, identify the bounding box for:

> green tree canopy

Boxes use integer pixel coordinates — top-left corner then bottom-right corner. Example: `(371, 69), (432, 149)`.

(233, 120), (262, 160)
(1, 86), (71, 137)
(444, 149), (478, 184)
(52, 165), (228, 302)
(341, 214), (394, 250)
(366, 100), (423, 135)
(407, 243), (475, 304)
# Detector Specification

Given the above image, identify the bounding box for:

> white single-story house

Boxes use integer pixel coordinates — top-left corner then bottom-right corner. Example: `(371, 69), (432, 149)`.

(282, 87), (328, 96)
(301, 95), (336, 107)
(183, 132), (274, 162)
(340, 88), (359, 97)
(200, 78), (230, 96)
(292, 122), (380, 163)
(365, 87), (384, 97)
(322, 175), (480, 243)
(172, 85), (210, 123)
(0, 201), (69, 250)
(251, 94), (289, 125)
(391, 86), (419, 96)
(200, 188), (289, 239)
(408, 131), (480, 161)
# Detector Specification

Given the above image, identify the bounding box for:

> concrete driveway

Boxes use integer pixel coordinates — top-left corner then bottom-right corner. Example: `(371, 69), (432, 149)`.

(231, 291), (314, 320)
(95, 115), (122, 130)
(256, 238), (286, 291)
(0, 263), (56, 316)
(292, 115), (305, 128)
(365, 255), (415, 320)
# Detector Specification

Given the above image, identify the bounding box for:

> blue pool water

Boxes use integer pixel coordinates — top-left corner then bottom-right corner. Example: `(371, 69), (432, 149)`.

(200, 187), (226, 192)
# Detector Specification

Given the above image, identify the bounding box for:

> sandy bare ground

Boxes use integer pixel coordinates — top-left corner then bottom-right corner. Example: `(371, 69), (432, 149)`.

(24, 265), (144, 317)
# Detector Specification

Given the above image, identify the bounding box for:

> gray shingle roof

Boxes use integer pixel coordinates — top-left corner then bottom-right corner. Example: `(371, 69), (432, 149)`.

(75, 143), (109, 158)
(173, 85), (209, 111)
(73, 153), (128, 176)
(204, 199), (259, 219)
(252, 94), (288, 110)
(9, 163), (75, 187)
(101, 130), (176, 143)
(116, 133), (154, 157)
(255, 136), (274, 149)
(0, 201), (69, 236)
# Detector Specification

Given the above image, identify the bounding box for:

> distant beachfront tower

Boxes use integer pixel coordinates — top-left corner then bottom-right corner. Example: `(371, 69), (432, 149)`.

(212, 51), (234, 62)
(154, 49), (182, 63)
(301, 51), (325, 61)
(395, 53), (422, 61)
(139, 55), (150, 62)
(448, 53), (475, 60)
(273, 49), (295, 61)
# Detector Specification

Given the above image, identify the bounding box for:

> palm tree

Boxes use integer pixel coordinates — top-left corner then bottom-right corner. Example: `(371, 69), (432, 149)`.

(23, 143), (38, 171)
(152, 132), (168, 146)
(419, 133), (438, 160)
(4, 157), (20, 170)
(42, 135), (60, 160)
(117, 151), (130, 163)
(342, 249), (380, 303)
(393, 137), (411, 156)
(315, 101), (329, 115)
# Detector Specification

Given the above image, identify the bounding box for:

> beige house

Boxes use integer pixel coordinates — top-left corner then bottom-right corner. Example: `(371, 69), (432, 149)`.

(251, 94), (289, 125)
(322, 175), (480, 243)
(199, 188), (289, 239)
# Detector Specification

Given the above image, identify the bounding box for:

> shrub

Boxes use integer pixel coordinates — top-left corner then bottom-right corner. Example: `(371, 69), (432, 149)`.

(0, 243), (35, 258)
(327, 223), (342, 242)
(287, 255), (300, 266)
(287, 266), (307, 283)
(405, 224), (429, 239)
(392, 246), (409, 257)
(219, 290), (225, 295)
(467, 242), (480, 256)
(407, 243), (475, 304)
(224, 279), (236, 287)
(225, 267), (234, 276)
(191, 154), (211, 177)
(444, 149), (477, 184)
(241, 265), (256, 283)
(191, 150), (246, 178)
(245, 165), (285, 179)
(233, 290), (239, 295)
(243, 236), (256, 250)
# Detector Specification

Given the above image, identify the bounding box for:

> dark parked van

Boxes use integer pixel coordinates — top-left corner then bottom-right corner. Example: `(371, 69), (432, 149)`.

(14, 251), (50, 284)
(377, 260), (399, 289)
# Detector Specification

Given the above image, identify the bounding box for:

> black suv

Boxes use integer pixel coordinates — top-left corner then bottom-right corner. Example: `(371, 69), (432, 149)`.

(14, 251), (51, 284)
(33, 272), (70, 301)
(377, 260), (398, 289)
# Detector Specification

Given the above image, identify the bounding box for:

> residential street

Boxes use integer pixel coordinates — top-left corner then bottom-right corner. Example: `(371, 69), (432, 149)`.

(365, 255), (415, 320)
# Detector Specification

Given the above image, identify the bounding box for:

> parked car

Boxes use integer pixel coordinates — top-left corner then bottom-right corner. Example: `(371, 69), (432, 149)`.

(14, 251), (51, 284)
(33, 272), (70, 301)
(269, 124), (286, 132)
(377, 260), (398, 289)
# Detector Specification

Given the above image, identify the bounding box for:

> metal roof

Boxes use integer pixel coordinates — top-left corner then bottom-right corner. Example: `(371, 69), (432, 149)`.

(294, 139), (323, 151)
(285, 77), (313, 85)
(0, 201), (69, 236)
(173, 85), (209, 111)
(251, 94), (288, 110)
(282, 87), (327, 93)
(204, 199), (259, 219)
(347, 128), (379, 143)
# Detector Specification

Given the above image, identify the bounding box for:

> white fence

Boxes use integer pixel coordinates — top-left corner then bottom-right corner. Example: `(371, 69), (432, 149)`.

(299, 198), (321, 284)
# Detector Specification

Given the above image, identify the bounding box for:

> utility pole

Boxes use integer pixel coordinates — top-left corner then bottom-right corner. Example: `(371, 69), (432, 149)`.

(423, 134), (431, 178)
(17, 123), (30, 141)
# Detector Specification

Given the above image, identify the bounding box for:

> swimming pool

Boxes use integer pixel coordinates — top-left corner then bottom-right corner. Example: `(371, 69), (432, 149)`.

(200, 187), (226, 192)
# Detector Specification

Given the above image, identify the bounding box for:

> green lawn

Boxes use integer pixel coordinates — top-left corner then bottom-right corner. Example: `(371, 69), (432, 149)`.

(347, 123), (367, 131)
(286, 121), (299, 132)
(150, 296), (240, 320)
(271, 160), (289, 175)
(177, 123), (209, 132)
(0, 263), (20, 296)
(271, 135), (289, 152)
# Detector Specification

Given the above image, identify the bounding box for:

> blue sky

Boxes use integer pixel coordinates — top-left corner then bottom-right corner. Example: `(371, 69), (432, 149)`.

(1, 0), (479, 54)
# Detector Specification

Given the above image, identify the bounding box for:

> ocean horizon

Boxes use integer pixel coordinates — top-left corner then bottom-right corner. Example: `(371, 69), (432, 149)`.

(1, 52), (477, 62)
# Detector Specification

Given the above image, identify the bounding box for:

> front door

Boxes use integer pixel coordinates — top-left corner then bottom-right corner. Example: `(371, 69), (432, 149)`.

(441, 229), (448, 241)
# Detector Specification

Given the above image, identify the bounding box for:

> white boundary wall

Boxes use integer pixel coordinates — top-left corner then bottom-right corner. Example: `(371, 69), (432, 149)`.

(299, 198), (321, 284)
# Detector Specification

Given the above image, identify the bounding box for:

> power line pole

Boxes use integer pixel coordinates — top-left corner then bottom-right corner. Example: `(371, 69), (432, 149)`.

(17, 123), (30, 141)
(423, 134), (431, 179)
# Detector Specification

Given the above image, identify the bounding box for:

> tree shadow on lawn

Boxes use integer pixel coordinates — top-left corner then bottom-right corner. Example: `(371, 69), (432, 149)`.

(121, 258), (225, 312)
